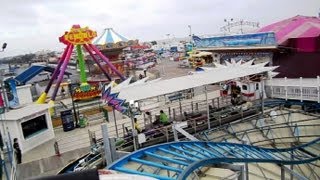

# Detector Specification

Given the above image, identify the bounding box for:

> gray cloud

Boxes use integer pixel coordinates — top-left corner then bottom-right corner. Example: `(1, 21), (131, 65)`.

(1, 0), (319, 56)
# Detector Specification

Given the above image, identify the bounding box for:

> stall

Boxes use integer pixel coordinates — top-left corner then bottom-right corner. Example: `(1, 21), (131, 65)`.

(3, 104), (54, 153)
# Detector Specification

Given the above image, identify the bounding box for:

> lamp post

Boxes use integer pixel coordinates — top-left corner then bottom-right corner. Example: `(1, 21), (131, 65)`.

(188, 25), (192, 43)
(188, 25), (192, 37)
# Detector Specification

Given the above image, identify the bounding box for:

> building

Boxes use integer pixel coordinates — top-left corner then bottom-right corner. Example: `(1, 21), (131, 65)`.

(193, 32), (277, 65)
(258, 15), (320, 78)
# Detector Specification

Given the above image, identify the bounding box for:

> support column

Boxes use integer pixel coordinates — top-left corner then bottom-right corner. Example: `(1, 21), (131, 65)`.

(101, 124), (112, 166)
(172, 123), (179, 141)
(270, 76), (273, 98)
(205, 85), (210, 130)
(300, 77), (303, 102)
(179, 99), (182, 117)
(281, 165), (285, 180)
(191, 102), (194, 113)
(37, 45), (70, 104)
(261, 80), (265, 116)
(285, 77), (288, 101)
(112, 108), (119, 137)
(317, 76), (319, 103)
(245, 162), (249, 180)
(129, 106), (137, 151)
(89, 44), (125, 80)
(51, 44), (74, 101)
(83, 44), (112, 81)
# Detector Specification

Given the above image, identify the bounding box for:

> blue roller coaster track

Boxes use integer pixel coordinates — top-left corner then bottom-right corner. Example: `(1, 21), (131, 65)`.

(108, 138), (320, 180)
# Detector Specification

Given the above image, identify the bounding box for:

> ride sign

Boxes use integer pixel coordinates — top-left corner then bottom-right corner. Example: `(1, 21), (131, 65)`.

(59, 25), (97, 45)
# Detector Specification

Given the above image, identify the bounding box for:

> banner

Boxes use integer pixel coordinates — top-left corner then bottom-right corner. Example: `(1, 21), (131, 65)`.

(193, 32), (276, 48)
(5, 79), (20, 108)
(0, 93), (4, 114)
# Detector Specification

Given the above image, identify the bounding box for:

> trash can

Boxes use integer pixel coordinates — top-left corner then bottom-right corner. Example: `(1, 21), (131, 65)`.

(60, 109), (75, 132)
(79, 114), (87, 128)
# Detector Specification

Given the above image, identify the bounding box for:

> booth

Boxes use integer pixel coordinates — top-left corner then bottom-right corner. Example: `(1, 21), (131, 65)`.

(3, 104), (54, 153)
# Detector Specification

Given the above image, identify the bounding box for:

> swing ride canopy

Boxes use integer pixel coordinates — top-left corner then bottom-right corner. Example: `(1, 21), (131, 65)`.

(93, 28), (129, 45)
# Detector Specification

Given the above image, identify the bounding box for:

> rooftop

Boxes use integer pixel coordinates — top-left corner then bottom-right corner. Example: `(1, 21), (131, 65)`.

(4, 103), (50, 121)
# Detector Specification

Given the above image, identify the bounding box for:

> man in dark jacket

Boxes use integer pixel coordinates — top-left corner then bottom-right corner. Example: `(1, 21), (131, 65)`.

(13, 138), (21, 164)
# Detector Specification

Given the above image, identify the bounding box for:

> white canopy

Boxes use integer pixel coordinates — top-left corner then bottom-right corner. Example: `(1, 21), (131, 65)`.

(117, 62), (277, 101)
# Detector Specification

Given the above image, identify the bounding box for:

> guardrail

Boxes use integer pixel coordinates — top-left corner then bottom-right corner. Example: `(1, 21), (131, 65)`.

(54, 95), (234, 154)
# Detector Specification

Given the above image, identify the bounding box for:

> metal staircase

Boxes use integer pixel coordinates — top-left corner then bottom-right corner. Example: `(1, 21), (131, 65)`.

(108, 138), (320, 180)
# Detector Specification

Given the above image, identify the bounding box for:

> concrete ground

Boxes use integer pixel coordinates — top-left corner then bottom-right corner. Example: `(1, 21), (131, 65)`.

(21, 59), (199, 162)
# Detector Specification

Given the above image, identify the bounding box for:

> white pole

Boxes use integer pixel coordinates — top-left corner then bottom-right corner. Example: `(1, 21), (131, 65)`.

(285, 77), (288, 100)
(205, 86), (210, 130)
(317, 76), (320, 103)
(300, 77), (303, 102)
(101, 124), (112, 166)
(270, 76), (273, 98)
(129, 106), (137, 151)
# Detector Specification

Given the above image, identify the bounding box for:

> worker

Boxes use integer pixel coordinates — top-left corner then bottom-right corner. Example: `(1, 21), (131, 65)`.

(134, 118), (142, 133)
(13, 138), (22, 164)
(159, 110), (169, 125)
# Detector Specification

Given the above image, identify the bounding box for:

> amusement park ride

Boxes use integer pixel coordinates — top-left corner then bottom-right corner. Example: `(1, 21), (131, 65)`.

(36, 25), (126, 105)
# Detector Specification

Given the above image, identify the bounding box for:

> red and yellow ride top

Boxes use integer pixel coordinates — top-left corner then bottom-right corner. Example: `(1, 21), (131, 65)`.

(59, 25), (97, 45)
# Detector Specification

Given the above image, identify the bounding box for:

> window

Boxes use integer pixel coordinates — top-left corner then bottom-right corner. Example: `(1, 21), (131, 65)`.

(21, 115), (48, 139)
(242, 85), (248, 91)
(256, 83), (259, 90)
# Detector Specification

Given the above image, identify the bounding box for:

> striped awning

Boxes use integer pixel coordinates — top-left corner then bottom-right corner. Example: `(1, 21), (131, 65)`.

(93, 28), (128, 45)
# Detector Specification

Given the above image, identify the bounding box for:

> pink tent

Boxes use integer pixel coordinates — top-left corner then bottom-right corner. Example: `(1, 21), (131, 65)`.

(258, 15), (320, 45)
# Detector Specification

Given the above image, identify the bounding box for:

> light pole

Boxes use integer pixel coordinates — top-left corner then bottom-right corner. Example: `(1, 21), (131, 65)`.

(188, 25), (193, 44)
(188, 25), (192, 37)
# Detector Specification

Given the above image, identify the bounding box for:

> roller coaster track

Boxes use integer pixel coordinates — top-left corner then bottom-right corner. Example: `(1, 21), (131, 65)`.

(108, 138), (320, 180)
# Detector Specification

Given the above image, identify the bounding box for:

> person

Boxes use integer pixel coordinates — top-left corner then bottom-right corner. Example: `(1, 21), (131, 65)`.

(159, 110), (169, 125)
(13, 138), (22, 164)
(61, 86), (66, 98)
(145, 111), (153, 129)
(134, 118), (142, 133)
(143, 68), (147, 77)
(0, 132), (3, 151)
(139, 74), (144, 80)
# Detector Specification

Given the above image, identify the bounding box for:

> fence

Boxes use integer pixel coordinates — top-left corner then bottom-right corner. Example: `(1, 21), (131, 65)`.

(265, 77), (320, 103)
(53, 94), (232, 154)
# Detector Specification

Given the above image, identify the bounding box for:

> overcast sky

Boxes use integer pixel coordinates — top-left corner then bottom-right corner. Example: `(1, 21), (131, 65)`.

(1, 0), (319, 57)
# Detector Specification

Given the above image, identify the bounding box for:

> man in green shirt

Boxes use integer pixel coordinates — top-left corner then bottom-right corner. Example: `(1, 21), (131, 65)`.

(159, 110), (169, 125)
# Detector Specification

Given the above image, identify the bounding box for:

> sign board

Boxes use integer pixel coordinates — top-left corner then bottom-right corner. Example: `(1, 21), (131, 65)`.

(59, 25), (97, 45)
(60, 109), (75, 132)
(193, 32), (276, 48)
